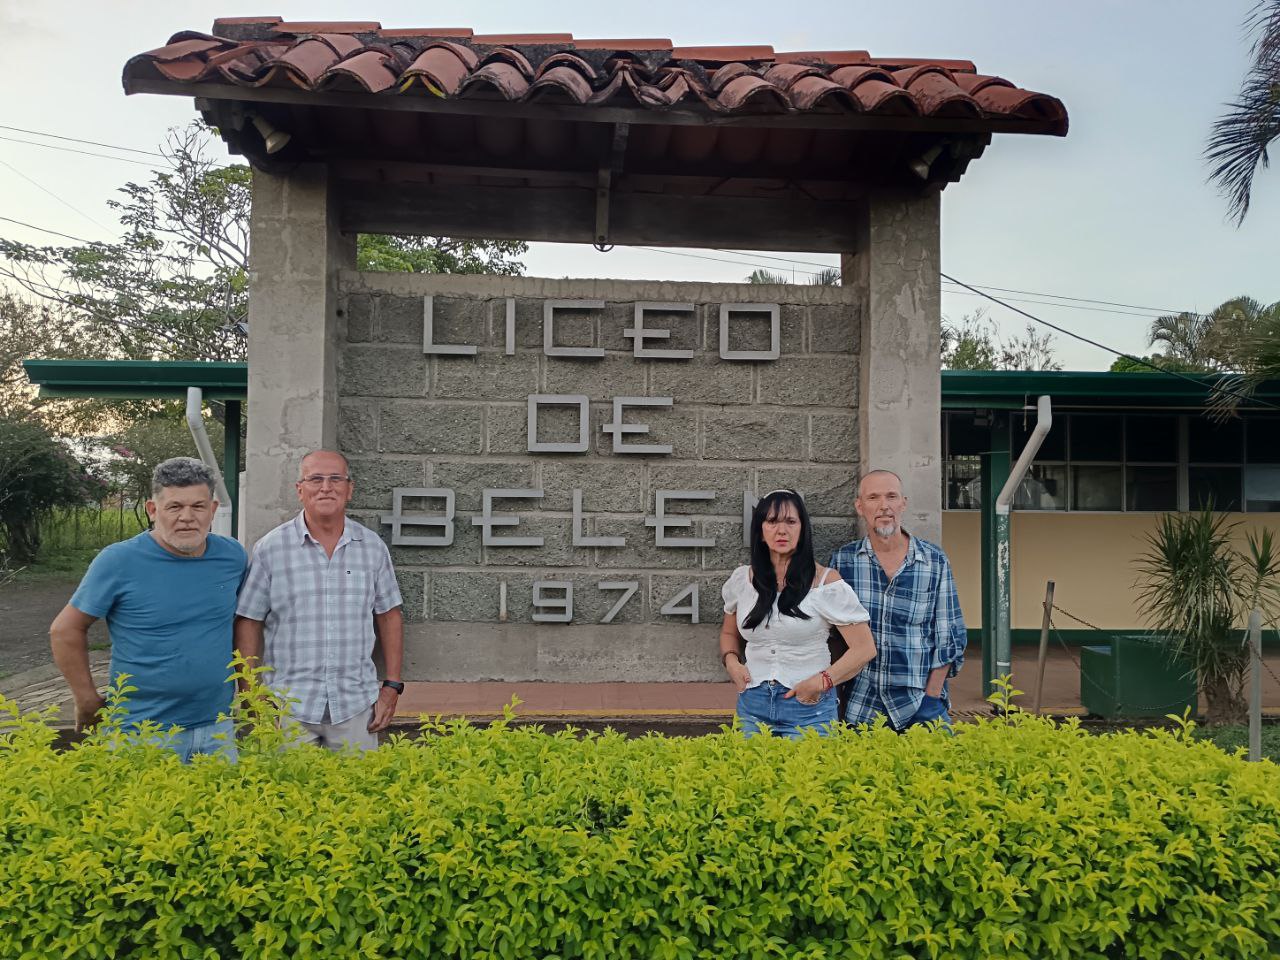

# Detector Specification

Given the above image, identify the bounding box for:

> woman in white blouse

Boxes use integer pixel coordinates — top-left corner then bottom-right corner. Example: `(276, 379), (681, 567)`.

(719, 489), (877, 737)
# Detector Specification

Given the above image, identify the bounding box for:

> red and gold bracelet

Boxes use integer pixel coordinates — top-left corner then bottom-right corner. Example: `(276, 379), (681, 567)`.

(820, 670), (833, 692)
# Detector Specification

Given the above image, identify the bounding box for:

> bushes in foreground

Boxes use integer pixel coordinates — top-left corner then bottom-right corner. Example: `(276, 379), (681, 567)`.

(1, 689), (1278, 959)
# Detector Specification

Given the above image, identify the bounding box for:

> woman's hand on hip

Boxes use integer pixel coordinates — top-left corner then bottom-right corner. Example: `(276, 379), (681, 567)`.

(784, 674), (825, 705)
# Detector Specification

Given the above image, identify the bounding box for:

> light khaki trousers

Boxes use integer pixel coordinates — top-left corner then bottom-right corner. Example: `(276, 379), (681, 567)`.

(287, 704), (378, 751)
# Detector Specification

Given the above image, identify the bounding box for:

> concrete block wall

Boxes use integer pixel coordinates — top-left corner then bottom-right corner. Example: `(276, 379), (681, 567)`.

(335, 272), (863, 681)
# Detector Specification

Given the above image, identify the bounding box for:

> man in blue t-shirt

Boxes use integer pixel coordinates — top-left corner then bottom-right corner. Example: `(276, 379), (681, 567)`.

(50, 456), (246, 761)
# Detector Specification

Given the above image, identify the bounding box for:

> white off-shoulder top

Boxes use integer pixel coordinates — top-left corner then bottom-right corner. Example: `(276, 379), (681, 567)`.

(721, 564), (871, 690)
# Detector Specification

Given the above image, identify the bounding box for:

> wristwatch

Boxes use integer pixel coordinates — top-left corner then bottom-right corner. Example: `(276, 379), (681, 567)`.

(381, 680), (405, 695)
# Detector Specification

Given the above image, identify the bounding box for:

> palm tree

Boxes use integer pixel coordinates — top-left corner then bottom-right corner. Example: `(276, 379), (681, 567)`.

(1213, 299), (1280, 412)
(1147, 311), (1217, 371)
(1135, 509), (1280, 725)
(744, 267), (840, 285)
(1206, 1), (1280, 224)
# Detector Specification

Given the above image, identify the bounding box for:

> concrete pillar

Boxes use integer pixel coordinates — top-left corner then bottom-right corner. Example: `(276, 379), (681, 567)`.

(245, 164), (354, 543)
(841, 192), (942, 544)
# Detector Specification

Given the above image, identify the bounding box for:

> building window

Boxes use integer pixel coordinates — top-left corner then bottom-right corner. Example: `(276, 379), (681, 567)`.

(942, 410), (1277, 513)
(1124, 413), (1178, 510)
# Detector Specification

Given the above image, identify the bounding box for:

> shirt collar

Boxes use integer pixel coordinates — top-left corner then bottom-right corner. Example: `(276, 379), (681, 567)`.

(855, 529), (921, 565)
(291, 510), (361, 546)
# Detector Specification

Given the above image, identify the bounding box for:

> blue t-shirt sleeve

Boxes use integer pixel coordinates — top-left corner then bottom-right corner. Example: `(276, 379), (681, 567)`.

(68, 545), (124, 619)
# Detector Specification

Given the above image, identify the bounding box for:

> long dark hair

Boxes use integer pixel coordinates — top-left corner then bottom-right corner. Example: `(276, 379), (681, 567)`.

(742, 490), (816, 629)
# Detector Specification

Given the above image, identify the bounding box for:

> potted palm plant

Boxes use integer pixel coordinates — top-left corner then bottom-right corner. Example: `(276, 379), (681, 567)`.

(1135, 507), (1279, 725)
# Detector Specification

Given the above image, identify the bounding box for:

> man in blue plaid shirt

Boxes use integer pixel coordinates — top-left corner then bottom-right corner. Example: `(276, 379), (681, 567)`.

(828, 469), (967, 730)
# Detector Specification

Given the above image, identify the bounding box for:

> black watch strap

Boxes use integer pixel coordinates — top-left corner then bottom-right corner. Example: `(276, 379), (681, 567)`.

(381, 679), (405, 694)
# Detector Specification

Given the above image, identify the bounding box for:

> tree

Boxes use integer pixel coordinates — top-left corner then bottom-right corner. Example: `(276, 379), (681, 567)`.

(104, 415), (222, 526)
(1108, 353), (1204, 373)
(1206, 0), (1280, 224)
(0, 411), (100, 563)
(941, 310), (1062, 371)
(0, 293), (88, 414)
(1131, 295), (1280, 412)
(0, 121), (528, 370)
(357, 234), (526, 275)
(1136, 509), (1280, 724)
(1144, 296), (1278, 373)
(744, 267), (840, 285)
(0, 125), (250, 363)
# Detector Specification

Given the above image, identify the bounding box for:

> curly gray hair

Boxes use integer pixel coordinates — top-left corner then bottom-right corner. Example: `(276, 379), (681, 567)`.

(151, 457), (217, 499)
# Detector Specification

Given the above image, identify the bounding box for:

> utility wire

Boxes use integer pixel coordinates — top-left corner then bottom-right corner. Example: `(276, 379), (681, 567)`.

(0, 215), (239, 272)
(0, 124), (1226, 322)
(941, 271), (1280, 411)
(940, 287), (1172, 320)
(0, 123), (166, 158)
(0, 215), (91, 245)
(643, 245), (1178, 321)
(0, 134), (162, 167)
(715, 248), (1205, 317)
(0, 157), (113, 234)
(0, 125), (1225, 322)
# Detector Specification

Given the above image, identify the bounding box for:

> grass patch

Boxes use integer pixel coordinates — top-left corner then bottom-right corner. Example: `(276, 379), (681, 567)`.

(1, 507), (147, 584)
(3, 549), (103, 584)
(0, 504), (146, 586)
(37, 505), (145, 554)
(1195, 723), (1280, 762)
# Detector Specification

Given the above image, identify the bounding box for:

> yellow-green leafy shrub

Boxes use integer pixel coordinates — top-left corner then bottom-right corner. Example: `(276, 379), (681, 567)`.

(1, 692), (1278, 959)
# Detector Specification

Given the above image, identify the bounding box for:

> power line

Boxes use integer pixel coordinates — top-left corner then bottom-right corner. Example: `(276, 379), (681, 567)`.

(0, 157), (113, 234)
(715, 248), (1203, 317)
(941, 271), (1280, 411)
(0, 215), (91, 245)
(640, 245), (1173, 322)
(0, 125), (1226, 323)
(0, 214), (239, 272)
(941, 287), (1169, 320)
(636, 245), (827, 277)
(0, 134), (161, 167)
(0, 123), (166, 158)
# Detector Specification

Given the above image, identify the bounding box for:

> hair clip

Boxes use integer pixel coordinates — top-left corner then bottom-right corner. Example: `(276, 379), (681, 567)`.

(760, 488), (801, 498)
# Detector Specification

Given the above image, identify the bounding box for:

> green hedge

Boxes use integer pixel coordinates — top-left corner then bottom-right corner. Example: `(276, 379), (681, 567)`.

(1, 693), (1279, 959)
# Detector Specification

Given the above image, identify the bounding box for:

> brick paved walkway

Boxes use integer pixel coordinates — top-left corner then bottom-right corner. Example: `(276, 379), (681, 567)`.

(8, 645), (1278, 728)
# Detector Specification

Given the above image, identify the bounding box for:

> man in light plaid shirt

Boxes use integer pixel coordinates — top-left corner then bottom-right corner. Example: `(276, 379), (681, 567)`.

(234, 450), (404, 750)
(828, 469), (967, 731)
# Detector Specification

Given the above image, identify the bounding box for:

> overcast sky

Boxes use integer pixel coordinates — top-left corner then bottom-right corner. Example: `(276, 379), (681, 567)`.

(1, 0), (1276, 369)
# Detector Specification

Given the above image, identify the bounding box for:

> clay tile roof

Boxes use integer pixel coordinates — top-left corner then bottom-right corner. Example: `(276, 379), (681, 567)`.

(376, 27), (474, 39)
(670, 45), (775, 62)
(471, 33), (574, 45)
(775, 50), (871, 66)
(122, 22), (1068, 136)
(272, 20), (383, 34)
(573, 38), (672, 51)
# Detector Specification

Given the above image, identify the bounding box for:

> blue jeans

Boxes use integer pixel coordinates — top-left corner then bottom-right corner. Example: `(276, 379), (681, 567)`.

(901, 693), (951, 732)
(737, 681), (837, 739)
(154, 717), (237, 763)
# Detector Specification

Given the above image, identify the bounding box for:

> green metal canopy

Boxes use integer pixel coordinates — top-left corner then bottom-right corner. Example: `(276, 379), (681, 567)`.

(22, 359), (247, 400)
(22, 361), (1272, 409)
(942, 369), (1280, 410)
(22, 359), (247, 538)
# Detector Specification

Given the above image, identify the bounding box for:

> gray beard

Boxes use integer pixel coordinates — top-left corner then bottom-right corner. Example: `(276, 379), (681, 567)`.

(873, 523), (897, 538)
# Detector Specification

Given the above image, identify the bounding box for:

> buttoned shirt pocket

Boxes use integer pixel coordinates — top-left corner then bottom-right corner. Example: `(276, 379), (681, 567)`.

(342, 568), (374, 608)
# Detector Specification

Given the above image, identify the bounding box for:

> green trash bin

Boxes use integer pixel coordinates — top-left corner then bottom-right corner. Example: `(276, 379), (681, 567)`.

(1080, 635), (1197, 719)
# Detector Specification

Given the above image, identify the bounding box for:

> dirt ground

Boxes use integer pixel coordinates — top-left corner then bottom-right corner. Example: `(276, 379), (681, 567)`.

(0, 576), (108, 679)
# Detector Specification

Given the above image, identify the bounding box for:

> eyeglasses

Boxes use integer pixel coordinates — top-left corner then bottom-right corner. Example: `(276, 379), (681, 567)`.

(300, 474), (351, 487)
